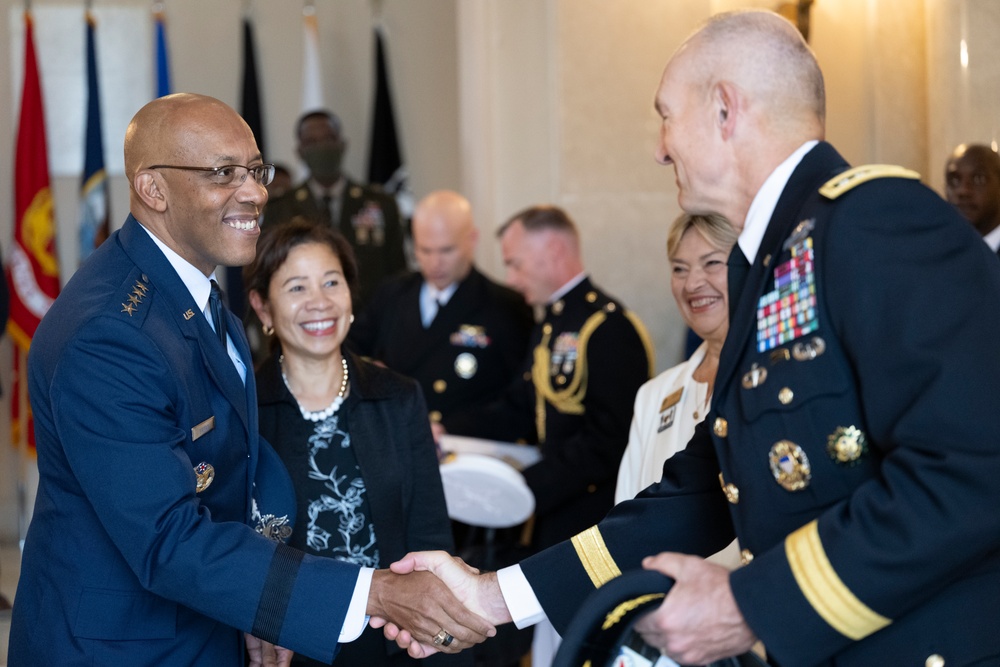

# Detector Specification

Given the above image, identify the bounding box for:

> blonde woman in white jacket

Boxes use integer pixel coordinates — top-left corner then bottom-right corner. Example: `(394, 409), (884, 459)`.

(615, 213), (742, 568)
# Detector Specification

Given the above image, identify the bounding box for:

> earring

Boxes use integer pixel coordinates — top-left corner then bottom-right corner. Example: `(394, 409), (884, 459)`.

(262, 324), (274, 336)
(349, 314), (355, 324)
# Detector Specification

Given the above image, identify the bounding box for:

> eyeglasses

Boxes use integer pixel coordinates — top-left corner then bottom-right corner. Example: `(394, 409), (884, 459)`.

(148, 163), (276, 188)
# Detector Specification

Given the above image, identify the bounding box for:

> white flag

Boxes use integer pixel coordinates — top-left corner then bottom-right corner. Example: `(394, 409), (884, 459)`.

(301, 4), (323, 112)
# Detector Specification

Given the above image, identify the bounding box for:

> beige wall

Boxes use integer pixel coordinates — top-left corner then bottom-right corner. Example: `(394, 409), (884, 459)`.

(1, 0), (998, 540)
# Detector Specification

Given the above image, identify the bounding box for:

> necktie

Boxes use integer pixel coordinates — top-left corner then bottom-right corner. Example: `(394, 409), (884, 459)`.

(423, 292), (445, 328)
(322, 193), (335, 225)
(209, 279), (228, 348)
(728, 246), (750, 319)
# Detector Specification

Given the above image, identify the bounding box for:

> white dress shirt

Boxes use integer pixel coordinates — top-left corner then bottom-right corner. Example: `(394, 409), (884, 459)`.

(139, 223), (371, 641)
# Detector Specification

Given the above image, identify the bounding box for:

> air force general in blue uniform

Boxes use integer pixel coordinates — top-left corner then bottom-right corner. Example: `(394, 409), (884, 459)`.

(9, 213), (365, 666)
(8, 94), (487, 666)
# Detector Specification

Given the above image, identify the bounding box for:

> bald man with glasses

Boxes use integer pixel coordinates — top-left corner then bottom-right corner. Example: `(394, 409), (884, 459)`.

(9, 93), (493, 667)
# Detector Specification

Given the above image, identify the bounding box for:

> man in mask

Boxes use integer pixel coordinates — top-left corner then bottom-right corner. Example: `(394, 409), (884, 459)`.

(263, 109), (406, 306)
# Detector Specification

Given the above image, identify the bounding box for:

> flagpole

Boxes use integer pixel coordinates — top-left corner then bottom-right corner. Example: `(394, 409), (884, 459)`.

(16, 349), (29, 553)
(17, 0), (30, 556)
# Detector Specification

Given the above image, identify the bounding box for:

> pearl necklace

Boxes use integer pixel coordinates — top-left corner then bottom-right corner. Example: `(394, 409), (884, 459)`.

(279, 355), (349, 422)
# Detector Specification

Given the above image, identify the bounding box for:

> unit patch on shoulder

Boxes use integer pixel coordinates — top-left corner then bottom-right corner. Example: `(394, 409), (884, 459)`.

(819, 164), (920, 200)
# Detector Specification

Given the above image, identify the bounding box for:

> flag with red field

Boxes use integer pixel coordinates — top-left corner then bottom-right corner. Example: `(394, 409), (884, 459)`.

(7, 11), (61, 447)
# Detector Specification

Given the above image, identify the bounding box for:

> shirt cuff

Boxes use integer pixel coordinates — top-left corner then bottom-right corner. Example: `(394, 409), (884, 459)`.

(340, 567), (374, 642)
(496, 565), (547, 629)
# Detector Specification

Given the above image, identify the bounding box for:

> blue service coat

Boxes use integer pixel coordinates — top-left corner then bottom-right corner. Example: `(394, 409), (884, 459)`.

(521, 143), (1000, 666)
(9, 215), (359, 666)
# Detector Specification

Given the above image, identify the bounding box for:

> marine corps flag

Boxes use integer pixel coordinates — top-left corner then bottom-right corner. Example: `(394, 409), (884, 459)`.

(7, 11), (61, 447)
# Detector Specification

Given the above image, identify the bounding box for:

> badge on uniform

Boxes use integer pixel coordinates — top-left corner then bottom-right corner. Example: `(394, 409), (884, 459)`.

(756, 223), (819, 353)
(657, 389), (683, 433)
(121, 277), (150, 317)
(827, 425), (867, 465)
(449, 324), (491, 349)
(550, 332), (579, 377)
(741, 363), (768, 389)
(194, 461), (215, 493)
(351, 201), (386, 246)
(454, 352), (478, 379)
(769, 440), (811, 491)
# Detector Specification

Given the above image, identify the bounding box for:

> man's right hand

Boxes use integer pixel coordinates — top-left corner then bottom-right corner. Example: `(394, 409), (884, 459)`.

(366, 567), (496, 654)
(373, 551), (513, 657)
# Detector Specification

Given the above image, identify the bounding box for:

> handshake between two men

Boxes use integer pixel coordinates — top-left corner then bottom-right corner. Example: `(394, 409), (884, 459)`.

(250, 548), (753, 667)
(374, 549), (753, 665)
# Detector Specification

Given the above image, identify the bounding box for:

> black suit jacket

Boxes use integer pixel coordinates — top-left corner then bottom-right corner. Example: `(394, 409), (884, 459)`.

(520, 143), (1000, 666)
(349, 266), (534, 423)
(447, 277), (653, 550)
(262, 177), (406, 306)
(256, 352), (470, 667)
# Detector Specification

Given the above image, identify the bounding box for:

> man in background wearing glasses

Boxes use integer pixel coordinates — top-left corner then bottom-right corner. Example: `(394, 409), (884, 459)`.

(8, 93), (493, 667)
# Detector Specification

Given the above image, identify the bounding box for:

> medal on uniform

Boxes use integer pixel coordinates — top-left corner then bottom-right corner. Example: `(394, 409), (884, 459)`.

(450, 325), (490, 348)
(454, 352), (478, 379)
(756, 233), (819, 353)
(194, 461), (215, 493)
(827, 425), (867, 465)
(768, 440), (811, 491)
(553, 332), (579, 377)
(741, 363), (768, 389)
(792, 336), (827, 361)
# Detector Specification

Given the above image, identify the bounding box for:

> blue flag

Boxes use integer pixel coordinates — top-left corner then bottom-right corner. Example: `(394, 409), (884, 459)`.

(154, 8), (172, 97)
(80, 11), (109, 264)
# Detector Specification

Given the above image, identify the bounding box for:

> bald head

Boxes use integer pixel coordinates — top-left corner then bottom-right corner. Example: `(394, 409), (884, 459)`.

(682, 10), (824, 132)
(412, 190), (478, 290)
(123, 93), (266, 275)
(945, 143), (1000, 235)
(125, 94), (248, 182)
(653, 10), (825, 226)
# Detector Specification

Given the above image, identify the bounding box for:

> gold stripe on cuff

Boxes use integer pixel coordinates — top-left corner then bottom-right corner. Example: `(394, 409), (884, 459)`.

(785, 520), (891, 640)
(571, 526), (622, 589)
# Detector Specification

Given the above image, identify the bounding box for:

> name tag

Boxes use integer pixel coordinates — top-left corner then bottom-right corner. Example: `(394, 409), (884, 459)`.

(659, 389), (683, 412)
(191, 416), (215, 441)
(657, 389), (683, 433)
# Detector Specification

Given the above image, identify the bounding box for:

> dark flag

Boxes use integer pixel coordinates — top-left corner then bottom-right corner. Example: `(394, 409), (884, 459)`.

(80, 10), (110, 264)
(367, 27), (402, 187)
(367, 27), (413, 220)
(227, 15), (265, 319)
(240, 17), (265, 154)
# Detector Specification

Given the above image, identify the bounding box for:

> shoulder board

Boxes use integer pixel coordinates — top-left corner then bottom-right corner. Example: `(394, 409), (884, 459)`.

(819, 164), (920, 200)
(580, 289), (614, 312)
